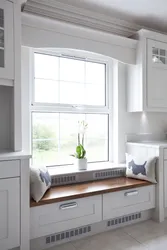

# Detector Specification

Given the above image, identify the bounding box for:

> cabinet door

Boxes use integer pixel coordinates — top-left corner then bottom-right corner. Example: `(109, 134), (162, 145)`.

(0, 178), (20, 249)
(147, 39), (167, 109)
(0, 0), (14, 80)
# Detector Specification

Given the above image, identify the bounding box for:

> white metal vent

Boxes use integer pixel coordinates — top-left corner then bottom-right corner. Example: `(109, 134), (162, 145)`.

(45, 225), (91, 244)
(107, 212), (141, 227)
(94, 169), (125, 180)
(51, 174), (77, 186)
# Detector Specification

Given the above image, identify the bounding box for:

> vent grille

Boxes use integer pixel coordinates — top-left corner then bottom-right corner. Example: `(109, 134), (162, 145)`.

(45, 225), (91, 244)
(51, 174), (77, 186)
(94, 169), (125, 180)
(107, 212), (141, 227)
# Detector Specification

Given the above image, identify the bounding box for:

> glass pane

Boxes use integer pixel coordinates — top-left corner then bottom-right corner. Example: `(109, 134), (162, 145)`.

(32, 113), (59, 166)
(85, 83), (105, 106)
(160, 57), (166, 64)
(34, 53), (59, 80)
(59, 81), (84, 105)
(60, 57), (84, 83)
(34, 79), (59, 103)
(0, 49), (4, 68)
(152, 47), (158, 55)
(32, 113), (108, 166)
(160, 49), (165, 57)
(0, 9), (4, 28)
(152, 55), (163, 64)
(86, 61), (105, 84)
(0, 30), (4, 48)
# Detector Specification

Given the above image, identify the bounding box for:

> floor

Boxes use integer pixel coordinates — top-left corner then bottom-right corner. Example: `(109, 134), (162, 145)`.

(48, 220), (167, 250)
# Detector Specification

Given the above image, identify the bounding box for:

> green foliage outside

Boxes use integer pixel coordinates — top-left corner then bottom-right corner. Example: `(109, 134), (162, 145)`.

(33, 124), (57, 151)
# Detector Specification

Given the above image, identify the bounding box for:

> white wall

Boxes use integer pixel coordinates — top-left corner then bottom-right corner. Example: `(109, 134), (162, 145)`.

(117, 62), (167, 163)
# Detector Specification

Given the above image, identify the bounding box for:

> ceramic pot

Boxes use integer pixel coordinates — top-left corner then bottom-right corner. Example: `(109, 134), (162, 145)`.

(75, 158), (87, 170)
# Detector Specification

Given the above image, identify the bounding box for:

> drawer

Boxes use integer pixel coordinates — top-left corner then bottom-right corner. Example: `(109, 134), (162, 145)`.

(30, 195), (102, 239)
(164, 149), (167, 160)
(0, 160), (20, 179)
(103, 186), (155, 220)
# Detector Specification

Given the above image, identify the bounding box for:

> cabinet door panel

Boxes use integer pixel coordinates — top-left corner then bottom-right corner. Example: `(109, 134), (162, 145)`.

(147, 39), (167, 108)
(0, 178), (20, 249)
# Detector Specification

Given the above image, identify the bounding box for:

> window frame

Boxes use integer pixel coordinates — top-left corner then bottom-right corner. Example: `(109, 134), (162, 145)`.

(30, 48), (113, 166)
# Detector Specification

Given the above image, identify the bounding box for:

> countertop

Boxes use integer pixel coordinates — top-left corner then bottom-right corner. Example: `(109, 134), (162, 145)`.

(0, 151), (31, 161)
(127, 141), (167, 148)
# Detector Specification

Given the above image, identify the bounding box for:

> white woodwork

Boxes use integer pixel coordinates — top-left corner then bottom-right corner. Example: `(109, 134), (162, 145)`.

(103, 186), (155, 220)
(13, 0), (22, 151)
(0, 160), (20, 179)
(20, 159), (30, 250)
(127, 29), (167, 112)
(147, 39), (167, 108)
(164, 161), (167, 208)
(0, 178), (20, 249)
(0, 0), (14, 80)
(21, 13), (137, 65)
(30, 195), (102, 239)
(164, 149), (167, 160)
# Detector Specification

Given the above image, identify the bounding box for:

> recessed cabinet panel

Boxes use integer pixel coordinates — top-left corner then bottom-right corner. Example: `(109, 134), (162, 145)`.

(0, 178), (20, 249)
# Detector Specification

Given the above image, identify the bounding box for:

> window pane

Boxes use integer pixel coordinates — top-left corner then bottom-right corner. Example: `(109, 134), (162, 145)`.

(59, 81), (85, 105)
(34, 53), (59, 80)
(32, 113), (108, 166)
(86, 61), (105, 85)
(60, 57), (85, 83)
(35, 79), (59, 103)
(34, 53), (106, 106)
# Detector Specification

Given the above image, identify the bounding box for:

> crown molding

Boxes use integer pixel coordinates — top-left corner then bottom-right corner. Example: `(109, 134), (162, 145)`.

(23, 0), (141, 37)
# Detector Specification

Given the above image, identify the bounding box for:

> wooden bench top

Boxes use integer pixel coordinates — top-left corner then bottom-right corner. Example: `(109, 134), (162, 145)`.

(30, 177), (153, 207)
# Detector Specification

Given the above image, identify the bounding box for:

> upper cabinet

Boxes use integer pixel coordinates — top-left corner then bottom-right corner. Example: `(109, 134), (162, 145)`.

(0, 0), (14, 81)
(127, 29), (167, 112)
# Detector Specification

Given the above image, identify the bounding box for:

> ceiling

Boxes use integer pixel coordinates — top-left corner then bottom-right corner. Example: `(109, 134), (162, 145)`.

(58, 0), (167, 33)
(23, 0), (167, 37)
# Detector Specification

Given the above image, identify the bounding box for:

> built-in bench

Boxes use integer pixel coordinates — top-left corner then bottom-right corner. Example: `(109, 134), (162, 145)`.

(30, 177), (155, 246)
(30, 177), (153, 207)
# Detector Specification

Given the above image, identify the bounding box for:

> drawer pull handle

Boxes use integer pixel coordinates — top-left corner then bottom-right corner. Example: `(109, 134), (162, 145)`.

(59, 202), (78, 210)
(124, 191), (138, 197)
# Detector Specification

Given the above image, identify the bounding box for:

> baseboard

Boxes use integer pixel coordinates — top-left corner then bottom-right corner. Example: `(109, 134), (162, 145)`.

(30, 209), (153, 250)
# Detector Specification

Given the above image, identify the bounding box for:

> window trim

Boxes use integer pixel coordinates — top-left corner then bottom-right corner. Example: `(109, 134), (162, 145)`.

(30, 48), (113, 166)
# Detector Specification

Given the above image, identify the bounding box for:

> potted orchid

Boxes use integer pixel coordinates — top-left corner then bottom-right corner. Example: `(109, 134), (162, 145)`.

(71, 120), (88, 170)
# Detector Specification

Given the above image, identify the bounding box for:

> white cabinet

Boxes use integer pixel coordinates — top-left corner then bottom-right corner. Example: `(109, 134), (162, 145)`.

(127, 29), (167, 112)
(0, 178), (20, 250)
(30, 195), (102, 239)
(0, 0), (14, 80)
(147, 40), (167, 108)
(103, 186), (155, 220)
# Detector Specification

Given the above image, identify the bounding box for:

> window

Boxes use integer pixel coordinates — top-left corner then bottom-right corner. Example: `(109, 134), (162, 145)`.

(31, 50), (112, 166)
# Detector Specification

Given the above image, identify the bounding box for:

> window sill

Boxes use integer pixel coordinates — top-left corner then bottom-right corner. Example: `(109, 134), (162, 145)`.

(48, 162), (126, 176)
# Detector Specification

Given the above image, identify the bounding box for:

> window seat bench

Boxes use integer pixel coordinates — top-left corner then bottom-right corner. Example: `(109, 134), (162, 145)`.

(30, 177), (155, 243)
(30, 177), (153, 207)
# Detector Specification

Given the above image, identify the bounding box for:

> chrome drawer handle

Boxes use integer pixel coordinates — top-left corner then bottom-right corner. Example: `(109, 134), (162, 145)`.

(59, 202), (78, 210)
(124, 190), (138, 197)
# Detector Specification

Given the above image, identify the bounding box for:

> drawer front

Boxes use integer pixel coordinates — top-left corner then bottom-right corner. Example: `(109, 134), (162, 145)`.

(30, 195), (102, 239)
(0, 160), (20, 179)
(164, 149), (167, 160)
(103, 186), (155, 220)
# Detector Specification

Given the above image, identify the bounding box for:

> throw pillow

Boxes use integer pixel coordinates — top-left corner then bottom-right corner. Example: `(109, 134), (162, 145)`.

(30, 166), (51, 202)
(126, 153), (157, 183)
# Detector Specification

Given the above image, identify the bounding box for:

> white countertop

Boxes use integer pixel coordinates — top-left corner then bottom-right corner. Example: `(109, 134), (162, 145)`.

(0, 151), (31, 161)
(127, 141), (167, 148)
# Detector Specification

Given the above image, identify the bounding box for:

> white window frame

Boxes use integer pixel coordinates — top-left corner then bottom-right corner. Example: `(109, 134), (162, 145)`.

(30, 48), (113, 166)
